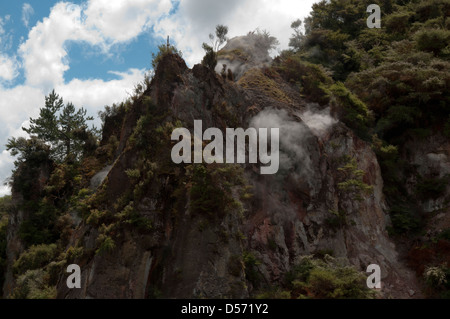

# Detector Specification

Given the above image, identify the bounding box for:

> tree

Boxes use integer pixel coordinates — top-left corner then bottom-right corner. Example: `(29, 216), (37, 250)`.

(289, 19), (304, 51)
(202, 25), (229, 70)
(22, 90), (96, 162)
(210, 24), (229, 53)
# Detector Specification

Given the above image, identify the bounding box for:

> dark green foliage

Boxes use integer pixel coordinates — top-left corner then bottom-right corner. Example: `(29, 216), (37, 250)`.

(388, 205), (421, 235)
(201, 43), (218, 71)
(22, 90), (96, 162)
(415, 28), (450, 55)
(13, 244), (58, 276)
(284, 255), (374, 299)
(0, 196), (11, 296)
(189, 164), (244, 219)
(325, 210), (348, 230)
(11, 269), (56, 299)
(95, 234), (116, 255)
(274, 52), (333, 105)
(416, 175), (449, 200)
(337, 156), (374, 201)
(424, 264), (450, 297)
(6, 137), (52, 199)
(18, 201), (59, 247)
(330, 82), (372, 139)
(243, 251), (261, 287)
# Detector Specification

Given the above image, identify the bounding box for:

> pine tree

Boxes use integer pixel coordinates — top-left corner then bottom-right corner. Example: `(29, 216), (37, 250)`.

(22, 90), (95, 162)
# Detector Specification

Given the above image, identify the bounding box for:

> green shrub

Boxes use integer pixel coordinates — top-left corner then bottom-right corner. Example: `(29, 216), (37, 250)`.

(416, 175), (449, 200)
(243, 251), (261, 286)
(330, 82), (372, 140)
(385, 11), (414, 34)
(95, 234), (116, 255)
(388, 205), (421, 235)
(13, 244), (58, 276)
(424, 264), (449, 288)
(189, 164), (245, 219)
(151, 44), (182, 70)
(287, 255), (375, 299)
(255, 288), (291, 299)
(117, 202), (153, 231)
(337, 156), (373, 201)
(18, 200), (59, 247)
(125, 169), (141, 180)
(415, 28), (450, 55)
(86, 209), (108, 226)
(11, 269), (56, 299)
(275, 53), (333, 105)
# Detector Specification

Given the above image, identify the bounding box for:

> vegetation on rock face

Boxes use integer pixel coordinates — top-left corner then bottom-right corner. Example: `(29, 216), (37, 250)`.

(257, 255), (375, 299)
(2, 0), (449, 300)
(287, 0), (450, 238)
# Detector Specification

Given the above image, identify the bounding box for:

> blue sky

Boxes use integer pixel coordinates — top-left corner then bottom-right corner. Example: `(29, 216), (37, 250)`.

(0, 0), (318, 195)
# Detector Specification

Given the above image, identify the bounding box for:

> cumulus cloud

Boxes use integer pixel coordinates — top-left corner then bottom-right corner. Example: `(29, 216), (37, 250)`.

(154, 0), (318, 66)
(0, 85), (43, 133)
(22, 3), (34, 28)
(0, 54), (18, 82)
(18, 0), (173, 92)
(84, 0), (172, 43)
(19, 2), (102, 90)
(55, 68), (145, 113)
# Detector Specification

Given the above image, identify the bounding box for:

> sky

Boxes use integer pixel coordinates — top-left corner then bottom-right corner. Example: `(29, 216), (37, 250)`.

(0, 0), (319, 196)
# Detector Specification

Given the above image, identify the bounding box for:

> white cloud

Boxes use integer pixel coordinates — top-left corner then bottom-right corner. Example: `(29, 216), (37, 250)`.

(0, 85), (43, 133)
(0, 54), (18, 82)
(55, 68), (145, 112)
(84, 0), (172, 43)
(19, 0), (174, 91)
(19, 2), (103, 91)
(154, 0), (318, 66)
(22, 3), (35, 28)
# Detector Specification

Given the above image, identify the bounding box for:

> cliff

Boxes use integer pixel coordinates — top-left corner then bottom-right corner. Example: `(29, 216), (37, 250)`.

(4, 47), (423, 298)
(7, 30), (450, 298)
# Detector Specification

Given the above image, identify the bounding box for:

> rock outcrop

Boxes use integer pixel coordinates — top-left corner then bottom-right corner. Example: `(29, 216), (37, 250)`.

(51, 51), (421, 299)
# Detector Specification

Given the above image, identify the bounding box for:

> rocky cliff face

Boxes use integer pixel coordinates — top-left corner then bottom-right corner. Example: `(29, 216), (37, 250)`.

(50, 50), (422, 299)
(3, 43), (426, 299)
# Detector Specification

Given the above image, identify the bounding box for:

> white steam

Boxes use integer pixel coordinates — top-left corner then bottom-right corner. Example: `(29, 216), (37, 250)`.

(250, 106), (337, 196)
(250, 108), (313, 178)
(298, 104), (337, 138)
(216, 31), (277, 80)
